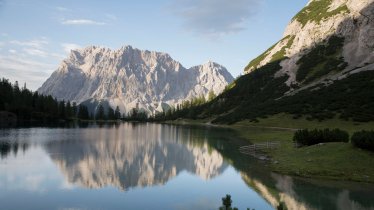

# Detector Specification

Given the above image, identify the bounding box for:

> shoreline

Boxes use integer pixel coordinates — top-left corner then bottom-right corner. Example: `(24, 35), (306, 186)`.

(163, 117), (374, 183)
(2, 117), (373, 183)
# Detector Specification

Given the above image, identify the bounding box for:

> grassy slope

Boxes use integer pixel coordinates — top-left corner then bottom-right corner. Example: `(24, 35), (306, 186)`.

(231, 113), (374, 183)
(244, 35), (292, 72)
(293, 0), (349, 27)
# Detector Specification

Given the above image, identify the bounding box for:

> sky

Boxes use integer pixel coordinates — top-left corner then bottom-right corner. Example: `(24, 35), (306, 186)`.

(0, 0), (308, 90)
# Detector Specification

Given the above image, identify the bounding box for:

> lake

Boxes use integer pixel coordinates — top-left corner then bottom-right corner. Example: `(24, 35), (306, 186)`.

(0, 123), (373, 210)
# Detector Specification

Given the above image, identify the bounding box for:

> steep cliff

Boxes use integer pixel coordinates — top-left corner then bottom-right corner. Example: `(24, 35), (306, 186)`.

(38, 45), (233, 114)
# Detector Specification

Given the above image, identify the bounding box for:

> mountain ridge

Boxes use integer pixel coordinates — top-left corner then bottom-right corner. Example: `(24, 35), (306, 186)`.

(38, 45), (234, 115)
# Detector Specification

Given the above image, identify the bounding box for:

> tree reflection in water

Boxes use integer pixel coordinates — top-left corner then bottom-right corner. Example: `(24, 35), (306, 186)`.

(0, 123), (373, 210)
(0, 141), (29, 158)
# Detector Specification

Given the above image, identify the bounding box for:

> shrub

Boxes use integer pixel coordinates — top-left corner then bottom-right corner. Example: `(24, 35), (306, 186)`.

(351, 131), (374, 151)
(293, 128), (349, 147)
(296, 35), (346, 83)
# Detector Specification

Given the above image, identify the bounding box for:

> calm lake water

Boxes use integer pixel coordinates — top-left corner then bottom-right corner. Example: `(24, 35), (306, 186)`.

(0, 123), (373, 210)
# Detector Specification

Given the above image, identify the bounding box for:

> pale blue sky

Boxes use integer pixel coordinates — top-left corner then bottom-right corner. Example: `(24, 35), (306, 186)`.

(0, 0), (308, 90)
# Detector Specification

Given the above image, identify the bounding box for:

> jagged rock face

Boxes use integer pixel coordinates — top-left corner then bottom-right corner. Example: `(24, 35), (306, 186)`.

(38, 46), (233, 114)
(45, 124), (227, 190)
(244, 0), (374, 89)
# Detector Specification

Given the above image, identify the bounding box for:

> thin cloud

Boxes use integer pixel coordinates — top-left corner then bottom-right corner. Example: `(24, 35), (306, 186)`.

(170, 0), (261, 37)
(61, 19), (106, 25)
(0, 37), (65, 90)
(9, 38), (51, 57)
(23, 48), (48, 57)
(10, 39), (48, 49)
(61, 43), (82, 54)
(50, 53), (66, 60)
(0, 55), (55, 90)
(0, 55), (54, 76)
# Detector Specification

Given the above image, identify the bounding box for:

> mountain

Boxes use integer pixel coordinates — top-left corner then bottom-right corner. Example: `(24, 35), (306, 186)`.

(38, 45), (233, 115)
(244, 0), (374, 88)
(173, 0), (374, 123)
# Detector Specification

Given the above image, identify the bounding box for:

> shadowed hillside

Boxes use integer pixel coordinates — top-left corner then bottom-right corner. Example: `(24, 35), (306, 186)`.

(162, 1), (374, 124)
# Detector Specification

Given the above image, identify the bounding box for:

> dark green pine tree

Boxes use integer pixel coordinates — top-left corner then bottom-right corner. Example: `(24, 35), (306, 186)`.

(72, 102), (78, 117)
(107, 107), (115, 120)
(78, 104), (89, 120)
(96, 104), (105, 120)
(66, 101), (72, 119)
(58, 101), (66, 119)
(0, 77), (85, 121)
(114, 106), (121, 119)
(222, 194), (232, 210)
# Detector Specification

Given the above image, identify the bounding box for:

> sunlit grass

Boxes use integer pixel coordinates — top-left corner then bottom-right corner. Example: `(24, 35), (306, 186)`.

(230, 114), (374, 182)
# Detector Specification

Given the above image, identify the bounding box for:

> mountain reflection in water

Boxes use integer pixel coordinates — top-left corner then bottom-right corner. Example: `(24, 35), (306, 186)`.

(45, 123), (227, 190)
(0, 123), (373, 210)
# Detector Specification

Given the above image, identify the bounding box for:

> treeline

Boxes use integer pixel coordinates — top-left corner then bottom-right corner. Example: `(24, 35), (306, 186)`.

(153, 92), (215, 121)
(95, 104), (122, 121)
(91, 91), (217, 122)
(154, 60), (289, 123)
(123, 107), (148, 121)
(0, 77), (216, 122)
(0, 78), (91, 121)
(156, 65), (374, 124)
(119, 92), (215, 121)
(293, 128), (374, 151)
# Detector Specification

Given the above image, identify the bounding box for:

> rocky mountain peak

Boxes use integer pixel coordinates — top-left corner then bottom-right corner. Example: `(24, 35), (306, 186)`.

(244, 0), (374, 93)
(38, 46), (234, 114)
(202, 60), (220, 68)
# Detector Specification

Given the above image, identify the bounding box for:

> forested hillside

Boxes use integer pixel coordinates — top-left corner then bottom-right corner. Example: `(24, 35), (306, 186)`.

(156, 0), (374, 124)
(0, 78), (90, 121)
